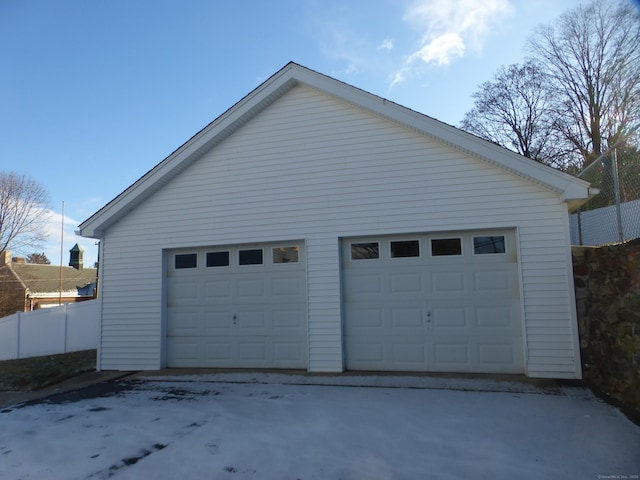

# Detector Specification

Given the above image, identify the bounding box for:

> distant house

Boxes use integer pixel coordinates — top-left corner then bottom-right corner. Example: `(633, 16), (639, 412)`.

(0, 244), (97, 316)
(78, 62), (592, 378)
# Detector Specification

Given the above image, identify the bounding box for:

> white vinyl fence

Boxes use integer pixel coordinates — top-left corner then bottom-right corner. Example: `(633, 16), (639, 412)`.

(570, 198), (640, 246)
(0, 300), (99, 361)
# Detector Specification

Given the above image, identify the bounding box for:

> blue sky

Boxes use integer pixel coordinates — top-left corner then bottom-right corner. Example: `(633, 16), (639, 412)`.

(0, 0), (590, 266)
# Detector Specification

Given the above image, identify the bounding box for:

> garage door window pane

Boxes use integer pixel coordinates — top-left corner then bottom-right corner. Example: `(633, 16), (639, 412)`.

(273, 246), (299, 264)
(391, 240), (420, 258)
(175, 253), (197, 269)
(207, 251), (230, 267)
(431, 238), (462, 256)
(474, 236), (506, 254)
(239, 249), (263, 265)
(351, 242), (379, 260)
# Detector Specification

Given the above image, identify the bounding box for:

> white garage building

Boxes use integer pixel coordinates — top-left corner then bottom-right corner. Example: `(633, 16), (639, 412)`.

(78, 63), (592, 378)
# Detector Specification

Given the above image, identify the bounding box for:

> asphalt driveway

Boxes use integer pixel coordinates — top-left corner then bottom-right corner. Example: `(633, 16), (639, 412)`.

(1, 373), (638, 479)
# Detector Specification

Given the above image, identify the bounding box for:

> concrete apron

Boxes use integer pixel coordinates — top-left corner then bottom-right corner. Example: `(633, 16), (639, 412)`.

(0, 368), (583, 409)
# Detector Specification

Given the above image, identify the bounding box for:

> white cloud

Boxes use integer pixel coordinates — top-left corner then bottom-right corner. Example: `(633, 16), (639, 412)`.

(389, 68), (407, 89)
(408, 32), (465, 66)
(344, 63), (359, 74)
(378, 38), (394, 51)
(391, 0), (513, 85)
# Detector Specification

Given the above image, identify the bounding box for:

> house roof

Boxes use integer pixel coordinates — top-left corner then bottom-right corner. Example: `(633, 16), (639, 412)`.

(77, 62), (593, 239)
(8, 263), (97, 296)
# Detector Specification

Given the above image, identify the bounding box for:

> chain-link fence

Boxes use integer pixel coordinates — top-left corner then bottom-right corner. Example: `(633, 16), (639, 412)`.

(570, 145), (640, 246)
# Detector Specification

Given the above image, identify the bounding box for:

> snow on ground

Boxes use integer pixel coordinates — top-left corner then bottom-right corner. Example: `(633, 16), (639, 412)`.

(0, 375), (638, 480)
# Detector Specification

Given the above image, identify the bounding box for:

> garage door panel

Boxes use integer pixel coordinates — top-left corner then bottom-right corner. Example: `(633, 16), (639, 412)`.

(167, 242), (307, 369)
(350, 342), (385, 363)
(476, 306), (514, 328)
(432, 307), (467, 327)
(273, 308), (306, 328)
(205, 311), (233, 330)
(349, 274), (383, 294)
(478, 343), (518, 366)
(391, 307), (424, 327)
(474, 270), (510, 291)
(167, 339), (201, 363)
(392, 343), (425, 364)
(236, 310), (267, 329)
(205, 280), (231, 298)
(344, 230), (524, 374)
(205, 340), (233, 361)
(272, 277), (303, 296)
(431, 271), (465, 293)
(433, 342), (469, 365)
(273, 341), (304, 363)
(348, 308), (384, 328)
(166, 309), (200, 335)
(238, 341), (267, 361)
(390, 273), (423, 293)
(237, 278), (265, 297)
(168, 281), (199, 305)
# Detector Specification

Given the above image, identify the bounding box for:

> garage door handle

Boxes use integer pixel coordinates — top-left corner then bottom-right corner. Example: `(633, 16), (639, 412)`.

(233, 314), (237, 325)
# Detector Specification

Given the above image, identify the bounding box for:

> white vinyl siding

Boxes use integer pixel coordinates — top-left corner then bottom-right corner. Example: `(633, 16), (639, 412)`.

(97, 84), (579, 378)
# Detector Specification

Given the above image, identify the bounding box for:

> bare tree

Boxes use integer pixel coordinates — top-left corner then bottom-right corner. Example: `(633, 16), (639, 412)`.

(460, 61), (573, 169)
(0, 172), (50, 257)
(528, 0), (640, 168)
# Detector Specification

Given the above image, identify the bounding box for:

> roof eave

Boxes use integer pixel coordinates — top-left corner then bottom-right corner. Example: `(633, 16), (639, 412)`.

(565, 187), (600, 212)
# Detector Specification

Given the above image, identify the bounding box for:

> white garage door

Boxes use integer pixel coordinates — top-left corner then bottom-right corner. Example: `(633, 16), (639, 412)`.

(343, 230), (523, 373)
(166, 242), (307, 368)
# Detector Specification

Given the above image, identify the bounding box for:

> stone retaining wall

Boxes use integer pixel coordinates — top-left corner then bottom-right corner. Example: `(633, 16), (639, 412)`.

(573, 239), (640, 418)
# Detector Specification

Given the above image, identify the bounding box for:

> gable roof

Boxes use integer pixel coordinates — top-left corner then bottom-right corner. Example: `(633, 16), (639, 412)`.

(6, 263), (97, 296)
(77, 62), (592, 238)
